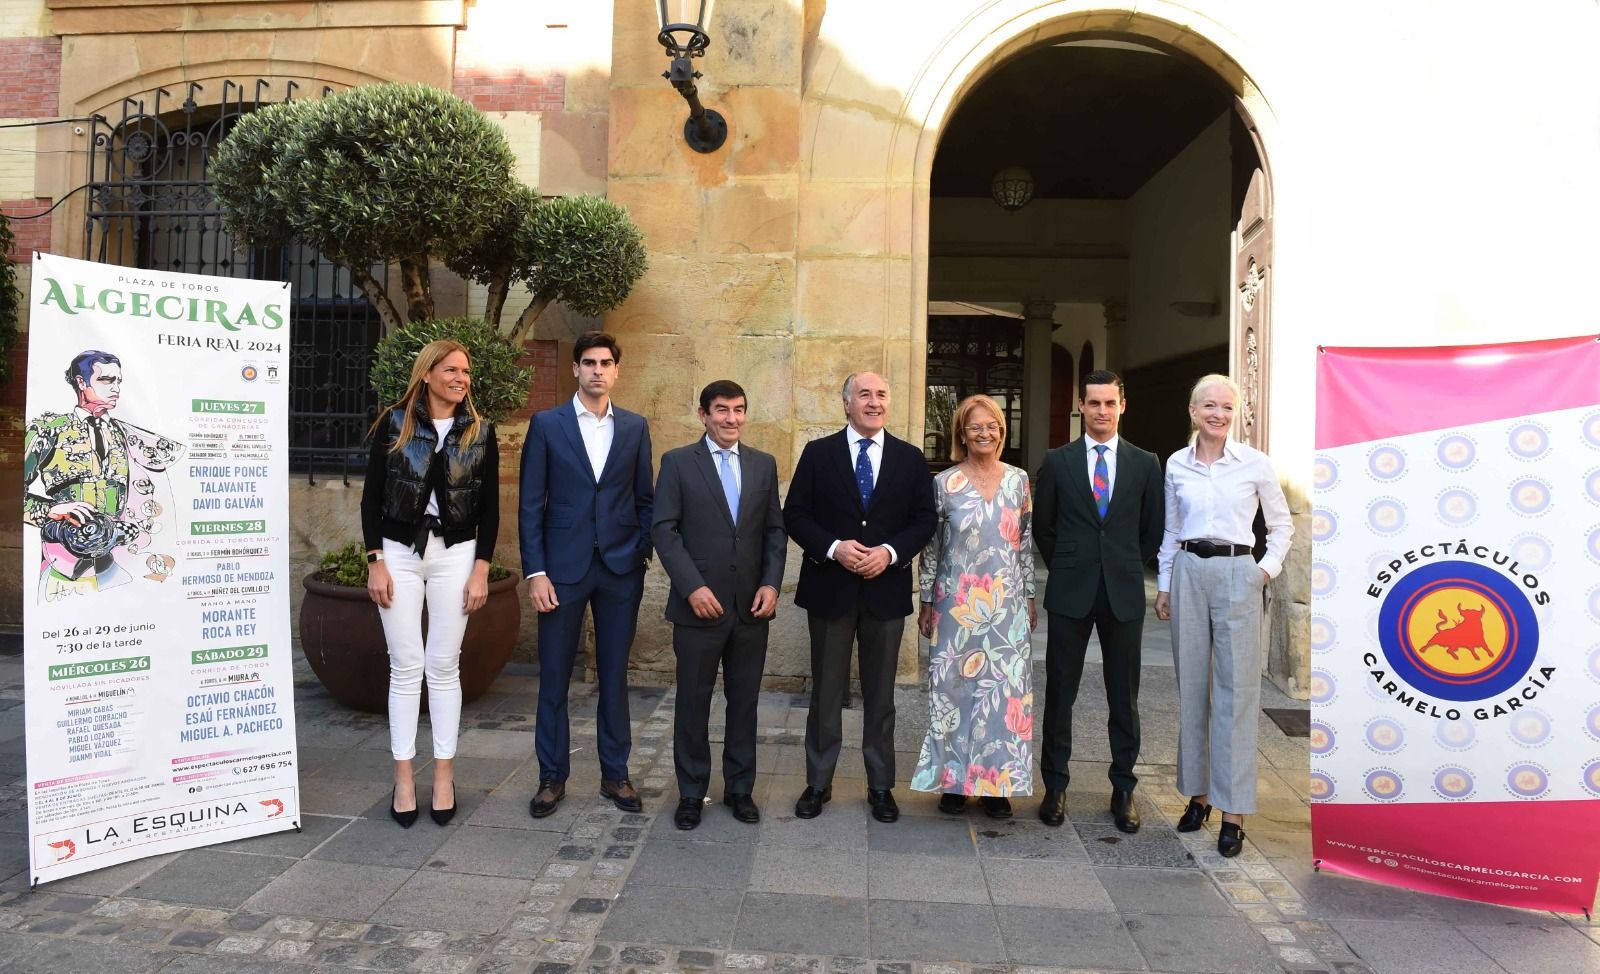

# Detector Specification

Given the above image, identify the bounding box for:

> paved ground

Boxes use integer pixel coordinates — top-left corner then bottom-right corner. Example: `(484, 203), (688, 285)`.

(0, 607), (1596, 974)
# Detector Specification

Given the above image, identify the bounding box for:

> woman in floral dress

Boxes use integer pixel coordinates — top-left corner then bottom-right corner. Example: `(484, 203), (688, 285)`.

(912, 394), (1037, 817)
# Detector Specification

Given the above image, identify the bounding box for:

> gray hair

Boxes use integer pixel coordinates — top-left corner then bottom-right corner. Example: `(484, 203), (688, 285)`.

(841, 373), (858, 404)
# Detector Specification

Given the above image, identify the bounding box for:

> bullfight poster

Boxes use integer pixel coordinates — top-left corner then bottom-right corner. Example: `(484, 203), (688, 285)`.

(1310, 335), (1600, 912)
(22, 253), (300, 883)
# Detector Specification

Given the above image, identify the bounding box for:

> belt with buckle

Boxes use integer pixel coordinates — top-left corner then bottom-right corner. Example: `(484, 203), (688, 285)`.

(1180, 539), (1252, 558)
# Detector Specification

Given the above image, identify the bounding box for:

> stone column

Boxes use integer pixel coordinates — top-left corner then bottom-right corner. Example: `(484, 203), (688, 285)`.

(1022, 298), (1056, 473)
(1101, 299), (1127, 372)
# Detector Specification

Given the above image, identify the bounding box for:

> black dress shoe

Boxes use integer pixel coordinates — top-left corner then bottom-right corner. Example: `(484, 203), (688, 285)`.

(1218, 820), (1246, 858)
(867, 788), (899, 823)
(938, 793), (967, 815)
(794, 785), (831, 818)
(1175, 799), (1212, 833)
(1038, 789), (1066, 827)
(390, 787), (418, 829)
(674, 797), (703, 830)
(723, 793), (760, 824)
(528, 778), (566, 819)
(600, 778), (643, 813)
(980, 796), (1013, 819)
(1110, 789), (1141, 834)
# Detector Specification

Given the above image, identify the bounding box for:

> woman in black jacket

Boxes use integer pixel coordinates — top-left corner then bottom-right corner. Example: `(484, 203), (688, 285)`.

(360, 339), (498, 828)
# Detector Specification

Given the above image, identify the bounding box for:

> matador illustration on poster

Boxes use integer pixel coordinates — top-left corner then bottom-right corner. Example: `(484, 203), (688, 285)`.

(22, 349), (185, 602)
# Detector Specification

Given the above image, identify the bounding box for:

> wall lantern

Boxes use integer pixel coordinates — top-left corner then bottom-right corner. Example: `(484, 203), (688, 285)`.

(655, 0), (728, 153)
(991, 167), (1035, 212)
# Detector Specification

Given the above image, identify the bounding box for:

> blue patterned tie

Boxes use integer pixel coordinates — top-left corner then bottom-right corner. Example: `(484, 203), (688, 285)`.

(855, 437), (874, 510)
(1092, 444), (1110, 519)
(718, 449), (740, 521)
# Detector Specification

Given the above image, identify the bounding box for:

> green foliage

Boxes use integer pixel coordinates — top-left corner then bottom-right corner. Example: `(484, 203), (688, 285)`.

(213, 83), (516, 270)
(0, 212), (17, 384)
(370, 317), (532, 424)
(317, 540), (511, 587)
(524, 194), (649, 318)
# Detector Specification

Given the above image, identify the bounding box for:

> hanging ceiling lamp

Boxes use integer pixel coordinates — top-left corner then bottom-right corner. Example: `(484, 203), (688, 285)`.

(990, 166), (1035, 212)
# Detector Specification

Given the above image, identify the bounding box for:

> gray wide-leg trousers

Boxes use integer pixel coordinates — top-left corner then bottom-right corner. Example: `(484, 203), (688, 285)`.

(1169, 550), (1265, 814)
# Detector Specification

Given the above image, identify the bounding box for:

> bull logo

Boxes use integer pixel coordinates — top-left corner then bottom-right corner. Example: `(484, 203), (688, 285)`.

(1420, 604), (1494, 662)
(47, 839), (76, 862)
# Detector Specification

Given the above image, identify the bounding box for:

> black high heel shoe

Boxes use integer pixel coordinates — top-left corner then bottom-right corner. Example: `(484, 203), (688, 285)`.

(1176, 799), (1213, 833)
(390, 787), (418, 829)
(430, 782), (456, 826)
(1218, 820), (1245, 857)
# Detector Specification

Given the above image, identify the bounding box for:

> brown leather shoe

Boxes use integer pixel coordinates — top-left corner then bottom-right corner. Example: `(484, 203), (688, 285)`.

(528, 779), (566, 819)
(600, 777), (643, 813)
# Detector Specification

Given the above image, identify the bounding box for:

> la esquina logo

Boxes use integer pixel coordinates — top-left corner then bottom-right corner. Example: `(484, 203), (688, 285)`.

(1366, 546), (1553, 723)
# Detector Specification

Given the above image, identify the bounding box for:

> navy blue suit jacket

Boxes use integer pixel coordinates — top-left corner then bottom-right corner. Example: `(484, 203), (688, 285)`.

(518, 401), (654, 584)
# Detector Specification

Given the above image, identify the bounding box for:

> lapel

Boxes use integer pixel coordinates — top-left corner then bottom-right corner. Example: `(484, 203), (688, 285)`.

(829, 430), (864, 513)
(556, 402), (593, 483)
(597, 408), (631, 485)
(1066, 437), (1098, 514)
(866, 432), (895, 513)
(692, 439), (737, 530)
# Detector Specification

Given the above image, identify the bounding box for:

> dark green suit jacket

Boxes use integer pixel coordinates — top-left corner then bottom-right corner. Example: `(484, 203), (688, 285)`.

(1033, 436), (1164, 622)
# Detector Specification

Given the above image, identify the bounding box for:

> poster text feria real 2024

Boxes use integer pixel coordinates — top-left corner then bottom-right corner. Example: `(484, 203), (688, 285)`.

(22, 253), (300, 883)
(1311, 336), (1600, 913)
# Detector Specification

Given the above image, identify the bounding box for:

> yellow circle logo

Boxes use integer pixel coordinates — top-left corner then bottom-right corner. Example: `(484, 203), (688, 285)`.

(1405, 587), (1509, 680)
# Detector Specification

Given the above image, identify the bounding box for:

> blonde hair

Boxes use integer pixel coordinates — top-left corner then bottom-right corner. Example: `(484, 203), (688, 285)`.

(949, 394), (1006, 462)
(1186, 373), (1240, 443)
(370, 339), (485, 453)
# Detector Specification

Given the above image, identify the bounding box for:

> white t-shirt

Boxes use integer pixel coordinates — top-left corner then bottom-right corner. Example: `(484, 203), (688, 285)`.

(424, 417), (453, 518)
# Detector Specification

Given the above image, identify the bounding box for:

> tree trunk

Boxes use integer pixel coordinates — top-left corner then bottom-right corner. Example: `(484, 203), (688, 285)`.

(507, 293), (553, 346)
(484, 272), (511, 329)
(349, 265), (404, 336)
(399, 255), (434, 324)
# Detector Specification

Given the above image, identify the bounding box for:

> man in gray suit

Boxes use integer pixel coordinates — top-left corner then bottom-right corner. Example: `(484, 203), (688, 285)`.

(652, 380), (787, 830)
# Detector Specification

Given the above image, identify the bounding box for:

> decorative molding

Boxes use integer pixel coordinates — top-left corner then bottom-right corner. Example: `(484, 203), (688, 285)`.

(1238, 258), (1264, 313)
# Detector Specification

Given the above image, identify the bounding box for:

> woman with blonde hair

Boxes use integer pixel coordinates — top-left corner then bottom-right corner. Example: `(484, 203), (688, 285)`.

(360, 339), (499, 827)
(911, 394), (1037, 818)
(1153, 374), (1292, 856)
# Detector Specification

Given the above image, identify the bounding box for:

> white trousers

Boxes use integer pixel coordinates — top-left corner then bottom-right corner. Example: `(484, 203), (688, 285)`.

(1169, 550), (1265, 814)
(376, 537), (475, 761)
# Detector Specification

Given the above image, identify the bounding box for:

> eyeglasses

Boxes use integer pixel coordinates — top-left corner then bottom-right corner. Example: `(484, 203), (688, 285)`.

(963, 424), (1002, 435)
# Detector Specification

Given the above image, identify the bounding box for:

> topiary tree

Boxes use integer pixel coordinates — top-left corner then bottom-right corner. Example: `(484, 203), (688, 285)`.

(212, 82), (647, 341)
(369, 316), (532, 424)
(0, 211), (18, 385)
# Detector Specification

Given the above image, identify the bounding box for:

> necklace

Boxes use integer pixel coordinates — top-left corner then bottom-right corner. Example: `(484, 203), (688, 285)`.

(964, 461), (1002, 492)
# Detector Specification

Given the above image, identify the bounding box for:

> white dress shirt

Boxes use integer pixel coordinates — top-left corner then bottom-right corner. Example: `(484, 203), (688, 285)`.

(1156, 438), (1294, 592)
(1083, 433), (1119, 498)
(829, 425), (898, 565)
(574, 393), (614, 481)
(705, 434), (741, 491)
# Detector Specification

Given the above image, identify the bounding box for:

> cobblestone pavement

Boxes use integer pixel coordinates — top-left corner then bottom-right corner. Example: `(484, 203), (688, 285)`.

(0, 617), (1595, 974)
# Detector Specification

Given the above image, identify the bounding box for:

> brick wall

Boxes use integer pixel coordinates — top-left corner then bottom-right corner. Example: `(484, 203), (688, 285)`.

(0, 36), (60, 116)
(453, 69), (565, 113)
(2, 197), (49, 257)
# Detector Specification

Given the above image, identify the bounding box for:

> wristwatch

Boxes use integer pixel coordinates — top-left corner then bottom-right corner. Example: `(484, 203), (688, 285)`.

(367, 551), (384, 563)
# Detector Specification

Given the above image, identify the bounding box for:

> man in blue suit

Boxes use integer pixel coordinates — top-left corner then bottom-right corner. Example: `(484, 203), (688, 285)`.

(519, 332), (654, 817)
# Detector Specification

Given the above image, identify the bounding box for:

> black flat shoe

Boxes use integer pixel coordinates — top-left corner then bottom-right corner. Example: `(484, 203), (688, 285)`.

(1176, 799), (1212, 833)
(674, 796), (703, 830)
(390, 787), (418, 829)
(1110, 788), (1141, 834)
(429, 782), (456, 826)
(867, 788), (899, 823)
(794, 785), (831, 819)
(1218, 820), (1245, 858)
(938, 793), (967, 815)
(723, 793), (760, 824)
(1038, 789), (1066, 827)
(980, 796), (1013, 819)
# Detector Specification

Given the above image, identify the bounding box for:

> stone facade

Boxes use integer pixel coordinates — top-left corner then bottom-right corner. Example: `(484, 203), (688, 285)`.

(7, 0), (1599, 696)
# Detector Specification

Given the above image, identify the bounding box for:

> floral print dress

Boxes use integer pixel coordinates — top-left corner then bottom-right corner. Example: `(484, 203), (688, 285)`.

(910, 464), (1037, 796)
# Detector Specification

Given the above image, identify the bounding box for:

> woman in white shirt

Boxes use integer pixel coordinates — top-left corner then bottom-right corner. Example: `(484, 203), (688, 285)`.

(1153, 374), (1292, 857)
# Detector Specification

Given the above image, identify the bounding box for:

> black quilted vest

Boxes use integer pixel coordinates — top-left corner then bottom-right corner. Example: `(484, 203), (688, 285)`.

(378, 404), (487, 530)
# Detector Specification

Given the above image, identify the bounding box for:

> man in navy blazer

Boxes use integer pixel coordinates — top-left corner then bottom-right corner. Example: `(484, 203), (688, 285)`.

(519, 332), (654, 818)
(783, 371), (936, 823)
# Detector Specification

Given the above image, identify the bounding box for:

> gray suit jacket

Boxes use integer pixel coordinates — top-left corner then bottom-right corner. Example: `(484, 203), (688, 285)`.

(651, 439), (787, 627)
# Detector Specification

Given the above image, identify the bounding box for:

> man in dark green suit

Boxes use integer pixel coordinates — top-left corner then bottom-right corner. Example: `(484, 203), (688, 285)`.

(1033, 370), (1163, 832)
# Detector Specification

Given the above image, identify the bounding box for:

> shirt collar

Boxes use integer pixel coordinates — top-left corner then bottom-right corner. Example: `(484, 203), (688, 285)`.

(1184, 437), (1242, 466)
(846, 425), (885, 450)
(1085, 433), (1119, 454)
(704, 435), (739, 456)
(74, 406), (107, 423)
(572, 393), (613, 421)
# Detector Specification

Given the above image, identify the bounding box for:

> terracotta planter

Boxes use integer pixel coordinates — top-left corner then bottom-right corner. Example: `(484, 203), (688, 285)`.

(299, 572), (521, 714)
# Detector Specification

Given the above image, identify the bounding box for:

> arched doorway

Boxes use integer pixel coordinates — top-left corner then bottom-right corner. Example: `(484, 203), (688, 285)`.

(923, 34), (1272, 471)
